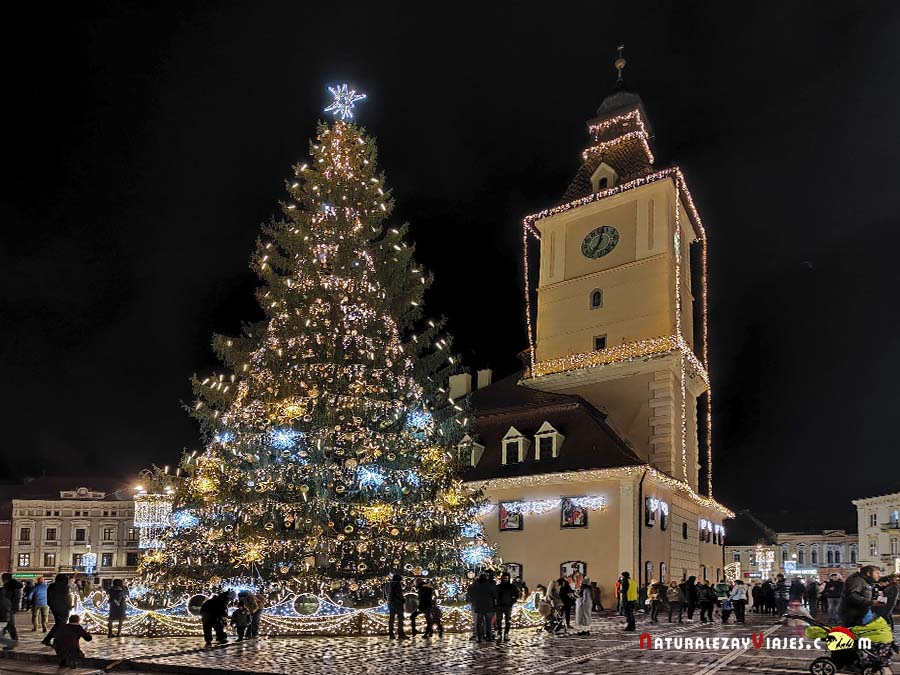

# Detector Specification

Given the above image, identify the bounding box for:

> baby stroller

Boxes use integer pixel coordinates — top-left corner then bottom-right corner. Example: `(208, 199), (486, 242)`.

(785, 610), (897, 675)
(538, 598), (566, 634)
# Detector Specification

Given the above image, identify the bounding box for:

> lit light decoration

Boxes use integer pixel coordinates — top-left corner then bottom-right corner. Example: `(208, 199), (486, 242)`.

(82, 552), (97, 575)
(128, 584), (150, 600)
(324, 84), (366, 120)
(660, 501), (670, 516)
(500, 496), (606, 516)
(724, 561), (740, 582)
(357, 465), (386, 489)
(461, 544), (493, 567)
(213, 431), (235, 444)
(170, 510), (200, 529)
(405, 408), (433, 433)
(134, 493), (173, 550)
(442, 581), (462, 598)
(404, 469), (421, 488)
(468, 466), (733, 517)
(648, 497), (660, 513)
(756, 546), (775, 576)
(460, 523), (484, 538)
(268, 427), (303, 450)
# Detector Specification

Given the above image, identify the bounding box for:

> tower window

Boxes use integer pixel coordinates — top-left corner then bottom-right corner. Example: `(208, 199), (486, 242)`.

(594, 335), (607, 351)
(589, 289), (603, 309)
(598, 177), (608, 189)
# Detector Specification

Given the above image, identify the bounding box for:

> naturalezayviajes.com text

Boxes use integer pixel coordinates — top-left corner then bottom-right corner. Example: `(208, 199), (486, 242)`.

(639, 634), (872, 651)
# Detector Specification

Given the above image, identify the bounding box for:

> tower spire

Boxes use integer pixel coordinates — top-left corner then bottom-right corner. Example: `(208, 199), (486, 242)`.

(614, 45), (627, 88)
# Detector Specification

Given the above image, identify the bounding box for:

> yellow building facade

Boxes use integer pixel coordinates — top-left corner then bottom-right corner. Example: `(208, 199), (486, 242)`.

(461, 65), (732, 603)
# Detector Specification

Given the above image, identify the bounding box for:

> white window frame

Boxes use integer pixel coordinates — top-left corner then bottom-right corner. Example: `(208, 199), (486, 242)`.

(17, 553), (30, 568)
(501, 426), (530, 465)
(870, 512), (878, 528)
(457, 434), (485, 467)
(533, 421), (564, 460)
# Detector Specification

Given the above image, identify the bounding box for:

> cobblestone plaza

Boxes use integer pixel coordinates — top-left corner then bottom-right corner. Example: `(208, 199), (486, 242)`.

(1, 611), (875, 675)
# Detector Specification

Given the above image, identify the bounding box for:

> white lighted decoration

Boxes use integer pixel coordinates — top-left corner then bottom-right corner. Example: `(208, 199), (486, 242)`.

(500, 496), (607, 516)
(82, 552), (97, 574)
(660, 501), (669, 516)
(324, 84), (366, 120)
(648, 497), (660, 513)
(134, 493), (174, 550)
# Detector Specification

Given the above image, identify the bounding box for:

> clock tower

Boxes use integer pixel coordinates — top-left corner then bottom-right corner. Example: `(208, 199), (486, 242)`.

(522, 52), (713, 495)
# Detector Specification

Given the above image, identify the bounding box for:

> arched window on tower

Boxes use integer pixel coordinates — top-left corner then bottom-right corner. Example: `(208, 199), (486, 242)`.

(598, 177), (609, 189)
(590, 289), (603, 309)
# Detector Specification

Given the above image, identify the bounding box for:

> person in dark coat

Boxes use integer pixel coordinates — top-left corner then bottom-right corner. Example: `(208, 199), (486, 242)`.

(682, 576), (698, 620)
(0, 587), (16, 649)
(697, 581), (716, 623)
(21, 581), (33, 612)
(789, 577), (806, 605)
(468, 573), (497, 642)
(559, 578), (576, 629)
(53, 615), (92, 668)
(386, 573), (407, 640)
(200, 590), (233, 646)
(495, 572), (518, 641)
(840, 566), (880, 627)
(42, 574), (73, 647)
(806, 579), (819, 616)
(875, 574), (899, 629)
(1, 574), (23, 641)
(823, 574), (844, 624)
(750, 582), (762, 613)
(774, 575), (789, 616)
(106, 579), (127, 637)
(409, 578), (434, 636)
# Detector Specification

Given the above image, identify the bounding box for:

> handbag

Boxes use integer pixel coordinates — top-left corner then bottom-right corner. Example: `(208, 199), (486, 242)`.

(722, 600), (733, 611)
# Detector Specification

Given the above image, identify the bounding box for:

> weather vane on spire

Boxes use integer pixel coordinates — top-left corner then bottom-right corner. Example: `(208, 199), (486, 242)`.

(324, 84), (366, 121)
(615, 45), (627, 85)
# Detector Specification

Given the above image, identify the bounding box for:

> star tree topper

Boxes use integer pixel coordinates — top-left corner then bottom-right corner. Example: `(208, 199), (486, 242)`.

(324, 84), (366, 120)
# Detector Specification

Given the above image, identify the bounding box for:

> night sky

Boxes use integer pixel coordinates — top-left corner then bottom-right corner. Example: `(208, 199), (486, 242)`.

(3, 2), (899, 529)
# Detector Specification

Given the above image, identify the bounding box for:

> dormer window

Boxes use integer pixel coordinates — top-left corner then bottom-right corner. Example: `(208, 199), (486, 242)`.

(590, 162), (618, 193)
(501, 426), (530, 465)
(589, 289), (603, 309)
(533, 421), (565, 460)
(457, 434), (485, 467)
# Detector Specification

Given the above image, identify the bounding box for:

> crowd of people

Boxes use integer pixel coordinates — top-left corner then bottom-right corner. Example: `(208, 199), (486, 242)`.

(0, 564), (897, 666)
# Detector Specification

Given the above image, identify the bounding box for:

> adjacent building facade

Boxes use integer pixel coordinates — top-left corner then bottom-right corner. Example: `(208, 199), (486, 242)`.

(723, 510), (858, 581)
(461, 61), (732, 602)
(853, 491), (900, 572)
(7, 477), (140, 587)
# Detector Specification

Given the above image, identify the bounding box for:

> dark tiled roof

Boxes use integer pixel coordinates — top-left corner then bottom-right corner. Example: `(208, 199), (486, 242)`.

(0, 476), (133, 502)
(462, 372), (644, 482)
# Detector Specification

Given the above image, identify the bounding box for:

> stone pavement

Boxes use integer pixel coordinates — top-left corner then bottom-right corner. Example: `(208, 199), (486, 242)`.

(0, 610), (885, 675)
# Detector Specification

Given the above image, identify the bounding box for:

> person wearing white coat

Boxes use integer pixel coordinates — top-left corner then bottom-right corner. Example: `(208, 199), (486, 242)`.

(574, 576), (593, 635)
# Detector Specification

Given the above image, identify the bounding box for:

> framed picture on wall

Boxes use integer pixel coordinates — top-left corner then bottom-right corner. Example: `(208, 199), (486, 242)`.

(561, 560), (586, 578)
(560, 497), (588, 528)
(504, 562), (523, 579)
(499, 503), (524, 531)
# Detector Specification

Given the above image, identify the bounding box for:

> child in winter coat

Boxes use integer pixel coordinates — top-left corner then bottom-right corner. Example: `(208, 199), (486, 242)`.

(230, 606), (251, 641)
(53, 615), (92, 668)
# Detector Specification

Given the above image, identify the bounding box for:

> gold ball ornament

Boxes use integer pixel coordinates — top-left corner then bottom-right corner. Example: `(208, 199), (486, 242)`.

(344, 525), (354, 534)
(264, 522), (275, 531)
(467, 571), (476, 579)
(357, 562), (367, 572)
(209, 576), (222, 586)
(390, 528), (400, 536)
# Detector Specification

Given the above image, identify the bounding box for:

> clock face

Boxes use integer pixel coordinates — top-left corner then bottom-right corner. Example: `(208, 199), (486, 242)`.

(581, 226), (619, 259)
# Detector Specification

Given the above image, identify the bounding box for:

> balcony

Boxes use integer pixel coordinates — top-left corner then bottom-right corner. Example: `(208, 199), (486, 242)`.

(880, 522), (900, 531)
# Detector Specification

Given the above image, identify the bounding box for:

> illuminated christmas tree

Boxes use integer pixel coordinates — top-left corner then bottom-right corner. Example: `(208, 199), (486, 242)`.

(140, 93), (483, 600)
